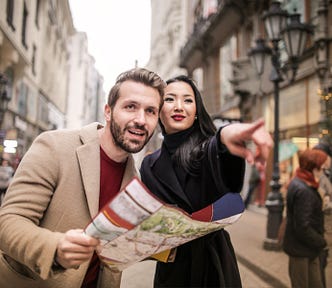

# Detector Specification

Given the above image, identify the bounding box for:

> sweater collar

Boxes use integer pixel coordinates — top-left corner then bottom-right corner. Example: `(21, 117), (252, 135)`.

(163, 126), (194, 154)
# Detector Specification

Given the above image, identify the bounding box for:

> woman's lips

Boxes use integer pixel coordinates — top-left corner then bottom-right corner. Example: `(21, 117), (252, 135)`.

(172, 115), (185, 121)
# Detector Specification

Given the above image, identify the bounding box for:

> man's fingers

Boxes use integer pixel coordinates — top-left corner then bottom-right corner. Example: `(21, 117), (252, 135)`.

(65, 229), (100, 246)
(57, 250), (92, 261)
(58, 241), (96, 254)
(57, 231), (99, 256)
(55, 244), (95, 269)
(55, 229), (100, 269)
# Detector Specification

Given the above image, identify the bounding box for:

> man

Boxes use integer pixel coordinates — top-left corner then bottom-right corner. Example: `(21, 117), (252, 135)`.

(0, 159), (14, 205)
(0, 68), (166, 288)
(314, 142), (332, 288)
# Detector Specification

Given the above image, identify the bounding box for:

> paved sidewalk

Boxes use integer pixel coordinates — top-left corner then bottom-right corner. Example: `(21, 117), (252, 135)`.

(121, 207), (291, 288)
(226, 207), (290, 288)
(121, 261), (155, 288)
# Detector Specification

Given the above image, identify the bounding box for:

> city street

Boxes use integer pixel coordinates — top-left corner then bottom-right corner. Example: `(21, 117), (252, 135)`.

(0, 1), (331, 287)
(121, 208), (291, 288)
(227, 207), (290, 288)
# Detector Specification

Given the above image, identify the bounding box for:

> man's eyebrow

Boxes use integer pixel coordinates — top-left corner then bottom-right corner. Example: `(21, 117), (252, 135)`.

(122, 100), (138, 105)
(147, 105), (159, 111)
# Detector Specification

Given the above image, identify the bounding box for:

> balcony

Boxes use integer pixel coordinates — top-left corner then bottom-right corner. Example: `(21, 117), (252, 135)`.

(179, 0), (259, 72)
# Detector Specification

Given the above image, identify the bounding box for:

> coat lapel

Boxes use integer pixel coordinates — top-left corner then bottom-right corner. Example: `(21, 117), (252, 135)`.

(152, 148), (192, 209)
(76, 124), (101, 218)
(120, 155), (137, 190)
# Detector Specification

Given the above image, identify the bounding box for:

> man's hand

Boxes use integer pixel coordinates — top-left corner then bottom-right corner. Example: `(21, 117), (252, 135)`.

(55, 229), (100, 269)
(220, 118), (273, 171)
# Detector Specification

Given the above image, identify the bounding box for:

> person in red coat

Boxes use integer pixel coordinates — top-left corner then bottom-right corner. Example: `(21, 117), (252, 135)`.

(283, 149), (328, 288)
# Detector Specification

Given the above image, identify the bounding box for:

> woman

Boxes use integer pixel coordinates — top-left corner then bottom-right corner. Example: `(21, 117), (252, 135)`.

(140, 75), (272, 287)
(283, 149), (328, 288)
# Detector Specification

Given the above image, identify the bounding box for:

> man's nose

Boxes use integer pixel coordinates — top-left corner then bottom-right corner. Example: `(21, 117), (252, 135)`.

(134, 109), (146, 125)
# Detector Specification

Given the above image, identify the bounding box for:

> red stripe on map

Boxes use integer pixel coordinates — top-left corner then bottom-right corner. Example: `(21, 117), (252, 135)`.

(191, 205), (213, 222)
(102, 205), (135, 230)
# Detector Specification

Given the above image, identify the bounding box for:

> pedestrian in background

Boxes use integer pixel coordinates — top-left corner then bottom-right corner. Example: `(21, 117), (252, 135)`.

(313, 142), (332, 288)
(140, 75), (273, 287)
(0, 68), (165, 288)
(0, 158), (14, 205)
(283, 148), (328, 288)
(244, 165), (261, 208)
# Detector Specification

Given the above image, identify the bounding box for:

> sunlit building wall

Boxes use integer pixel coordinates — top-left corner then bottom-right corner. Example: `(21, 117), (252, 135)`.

(0, 0), (74, 165)
(146, 0), (188, 80)
(0, 0), (105, 166)
(67, 31), (105, 129)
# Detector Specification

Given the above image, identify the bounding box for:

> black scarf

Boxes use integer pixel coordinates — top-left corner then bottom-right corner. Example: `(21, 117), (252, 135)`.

(162, 127), (195, 191)
(163, 126), (195, 155)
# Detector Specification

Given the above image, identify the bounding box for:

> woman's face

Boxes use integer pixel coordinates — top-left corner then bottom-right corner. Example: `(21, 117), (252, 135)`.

(160, 81), (197, 134)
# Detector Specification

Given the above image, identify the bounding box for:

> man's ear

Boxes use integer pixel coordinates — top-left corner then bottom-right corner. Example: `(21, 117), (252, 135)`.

(104, 104), (111, 121)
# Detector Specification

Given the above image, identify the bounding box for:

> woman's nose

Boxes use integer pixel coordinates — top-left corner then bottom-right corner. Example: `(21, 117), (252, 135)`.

(174, 99), (183, 111)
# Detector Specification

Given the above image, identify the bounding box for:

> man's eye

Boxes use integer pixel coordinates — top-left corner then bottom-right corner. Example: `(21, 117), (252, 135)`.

(126, 104), (136, 110)
(146, 108), (157, 115)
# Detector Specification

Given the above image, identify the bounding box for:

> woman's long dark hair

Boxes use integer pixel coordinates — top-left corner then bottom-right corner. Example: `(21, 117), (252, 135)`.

(160, 75), (216, 175)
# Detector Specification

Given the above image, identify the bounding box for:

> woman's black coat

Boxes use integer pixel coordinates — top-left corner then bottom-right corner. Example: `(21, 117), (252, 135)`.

(140, 133), (245, 287)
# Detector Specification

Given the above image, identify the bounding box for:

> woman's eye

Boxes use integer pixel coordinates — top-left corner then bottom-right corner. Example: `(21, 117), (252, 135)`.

(185, 98), (194, 103)
(164, 97), (174, 102)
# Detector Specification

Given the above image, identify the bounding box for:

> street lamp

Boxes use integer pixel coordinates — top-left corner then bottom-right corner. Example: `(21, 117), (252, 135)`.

(248, 1), (312, 250)
(0, 73), (11, 129)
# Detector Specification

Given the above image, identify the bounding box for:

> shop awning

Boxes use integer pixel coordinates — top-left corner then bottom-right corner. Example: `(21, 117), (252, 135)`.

(279, 141), (299, 162)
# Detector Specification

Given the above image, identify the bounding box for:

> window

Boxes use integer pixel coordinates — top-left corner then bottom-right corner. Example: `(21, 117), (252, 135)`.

(6, 0), (15, 31)
(32, 45), (37, 75)
(18, 82), (28, 117)
(38, 93), (49, 126)
(35, 0), (40, 28)
(22, 1), (28, 49)
(4, 68), (14, 102)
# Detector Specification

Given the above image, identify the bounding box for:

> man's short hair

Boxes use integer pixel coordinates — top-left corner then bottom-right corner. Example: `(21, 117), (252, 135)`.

(107, 68), (166, 109)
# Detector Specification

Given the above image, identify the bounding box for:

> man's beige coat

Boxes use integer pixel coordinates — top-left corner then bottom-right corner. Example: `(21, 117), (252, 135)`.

(0, 123), (137, 288)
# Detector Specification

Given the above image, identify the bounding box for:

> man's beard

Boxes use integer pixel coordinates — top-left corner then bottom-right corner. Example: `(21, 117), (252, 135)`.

(110, 118), (153, 153)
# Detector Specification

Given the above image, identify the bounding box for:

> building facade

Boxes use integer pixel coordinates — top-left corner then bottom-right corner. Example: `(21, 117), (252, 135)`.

(177, 0), (331, 144)
(144, 0), (332, 200)
(0, 0), (105, 167)
(66, 32), (105, 130)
